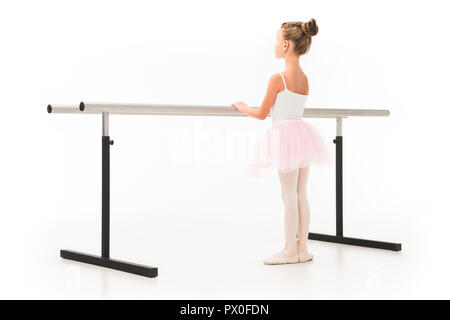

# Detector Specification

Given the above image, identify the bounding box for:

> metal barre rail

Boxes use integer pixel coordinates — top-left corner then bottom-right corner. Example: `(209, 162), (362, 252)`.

(47, 100), (400, 279)
(47, 101), (390, 118)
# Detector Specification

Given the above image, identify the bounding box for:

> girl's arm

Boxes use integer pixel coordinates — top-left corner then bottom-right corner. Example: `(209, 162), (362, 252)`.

(231, 73), (280, 120)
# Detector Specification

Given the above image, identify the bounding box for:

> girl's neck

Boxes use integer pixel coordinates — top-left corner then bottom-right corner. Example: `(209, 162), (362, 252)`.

(284, 57), (301, 73)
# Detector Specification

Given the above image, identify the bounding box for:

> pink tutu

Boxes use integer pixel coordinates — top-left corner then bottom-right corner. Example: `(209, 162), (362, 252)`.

(247, 119), (332, 176)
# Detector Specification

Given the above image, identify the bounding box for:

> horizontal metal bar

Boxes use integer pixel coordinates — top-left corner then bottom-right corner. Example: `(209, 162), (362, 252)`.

(308, 232), (402, 251)
(47, 102), (390, 118)
(60, 249), (158, 278)
(47, 104), (98, 114)
(80, 102), (389, 117)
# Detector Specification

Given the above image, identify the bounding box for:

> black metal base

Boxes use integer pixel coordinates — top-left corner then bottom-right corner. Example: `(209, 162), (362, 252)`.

(60, 249), (158, 278)
(309, 232), (401, 251)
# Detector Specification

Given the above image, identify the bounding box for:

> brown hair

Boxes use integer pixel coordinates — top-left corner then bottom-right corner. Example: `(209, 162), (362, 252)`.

(281, 18), (319, 56)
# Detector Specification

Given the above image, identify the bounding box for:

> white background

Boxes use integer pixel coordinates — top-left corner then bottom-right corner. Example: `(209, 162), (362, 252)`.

(0, 0), (449, 299)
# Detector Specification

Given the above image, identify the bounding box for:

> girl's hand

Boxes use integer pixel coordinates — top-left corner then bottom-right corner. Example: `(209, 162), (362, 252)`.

(231, 101), (247, 112)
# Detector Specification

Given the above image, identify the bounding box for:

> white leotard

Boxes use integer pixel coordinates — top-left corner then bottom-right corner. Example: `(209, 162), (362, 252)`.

(270, 72), (309, 125)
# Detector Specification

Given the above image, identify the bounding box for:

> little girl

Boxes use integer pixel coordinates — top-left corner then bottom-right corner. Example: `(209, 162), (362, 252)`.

(231, 19), (332, 265)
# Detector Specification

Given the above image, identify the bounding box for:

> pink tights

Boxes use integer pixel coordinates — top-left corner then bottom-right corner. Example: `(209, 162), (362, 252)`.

(278, 166), (311, 247)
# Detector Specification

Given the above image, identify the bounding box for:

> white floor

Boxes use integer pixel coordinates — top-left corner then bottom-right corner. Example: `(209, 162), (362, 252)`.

(1, 163), (448, 299)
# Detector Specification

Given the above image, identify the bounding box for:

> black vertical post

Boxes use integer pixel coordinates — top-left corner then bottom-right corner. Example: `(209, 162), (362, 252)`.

(60, 122), (157, 277)
(334, 136), (343, 237)
(309, 131), (400, 251)
(59, 105), (157, 277)
(102, 136), (111, 259)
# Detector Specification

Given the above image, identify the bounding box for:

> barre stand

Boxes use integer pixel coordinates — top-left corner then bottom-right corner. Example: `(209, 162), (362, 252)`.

(47, 102), (401, 278)
(58, 107), (157, 278)
(308, 117), (401, 251)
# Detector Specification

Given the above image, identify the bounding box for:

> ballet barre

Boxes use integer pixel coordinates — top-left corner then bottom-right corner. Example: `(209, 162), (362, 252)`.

(47, 102), (401, 278)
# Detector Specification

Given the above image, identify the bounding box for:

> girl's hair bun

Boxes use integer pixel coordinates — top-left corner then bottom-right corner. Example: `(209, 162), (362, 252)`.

(301, 18), (319, 37)
(280, 18), (318, 55)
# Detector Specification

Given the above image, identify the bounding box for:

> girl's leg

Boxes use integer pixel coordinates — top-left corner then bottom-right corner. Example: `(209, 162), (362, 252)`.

(297, 166), (312, 254)
(262, 168), (302, 264)
(278, 168), (300, 249)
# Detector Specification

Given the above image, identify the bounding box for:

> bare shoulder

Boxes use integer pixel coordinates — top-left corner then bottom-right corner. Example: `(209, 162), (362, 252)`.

(298, 70), (308, 82)
(300, 71), (309, 94)
(268, 73), (283, 92)
(269, 72), (282, 82)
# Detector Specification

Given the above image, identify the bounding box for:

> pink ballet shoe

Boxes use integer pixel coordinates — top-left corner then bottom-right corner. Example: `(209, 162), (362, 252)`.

(297, 243), (314, 263)
(263, 246), (299, 265)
